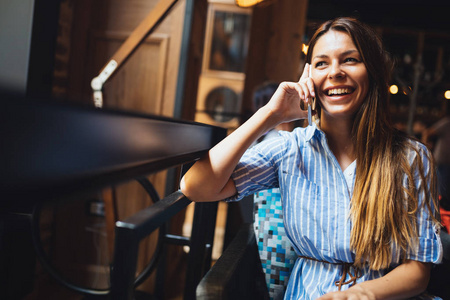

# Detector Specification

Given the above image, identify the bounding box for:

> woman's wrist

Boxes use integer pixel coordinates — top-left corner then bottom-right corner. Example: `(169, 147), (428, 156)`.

(255, 105), (285, 132)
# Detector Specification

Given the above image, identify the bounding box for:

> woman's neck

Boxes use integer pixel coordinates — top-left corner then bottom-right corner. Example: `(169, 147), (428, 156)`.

(321, 116), (355, 171)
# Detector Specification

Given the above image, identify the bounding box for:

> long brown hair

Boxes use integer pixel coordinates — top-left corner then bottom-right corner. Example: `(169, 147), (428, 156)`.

(305, 17), (439, 270)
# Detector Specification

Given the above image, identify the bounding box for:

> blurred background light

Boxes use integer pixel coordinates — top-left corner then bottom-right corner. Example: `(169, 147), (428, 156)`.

(445, 90), (450, 99)
(390, 84), (398, 94)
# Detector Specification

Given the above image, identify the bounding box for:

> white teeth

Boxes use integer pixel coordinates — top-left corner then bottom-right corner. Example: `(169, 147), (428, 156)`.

(327, 88), (351, 95)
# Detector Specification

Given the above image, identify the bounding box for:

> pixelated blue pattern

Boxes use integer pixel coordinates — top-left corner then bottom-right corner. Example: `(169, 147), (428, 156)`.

(254, 188), (296, 300)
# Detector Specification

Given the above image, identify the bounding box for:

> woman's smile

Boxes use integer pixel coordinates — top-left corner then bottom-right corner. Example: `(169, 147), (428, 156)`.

(323, 85), (355, 102)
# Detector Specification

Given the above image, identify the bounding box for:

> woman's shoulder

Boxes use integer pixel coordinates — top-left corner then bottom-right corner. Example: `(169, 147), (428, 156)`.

(405, 137), (432, 155)
(402, 137), (434, 166)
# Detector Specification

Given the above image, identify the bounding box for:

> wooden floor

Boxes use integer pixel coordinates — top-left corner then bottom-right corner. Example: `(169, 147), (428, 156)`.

(22, 256), (188, 300)
(24, 274), (84, 300)
(23, 271), (184, 300)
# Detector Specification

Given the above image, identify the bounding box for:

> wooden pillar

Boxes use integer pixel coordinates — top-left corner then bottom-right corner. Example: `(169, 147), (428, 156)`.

(177, 0), (209, 121)
(241, 0), (308, 122)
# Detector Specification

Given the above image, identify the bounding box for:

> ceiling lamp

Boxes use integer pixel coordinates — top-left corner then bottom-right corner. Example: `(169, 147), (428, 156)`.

(235, 0), (272, 8)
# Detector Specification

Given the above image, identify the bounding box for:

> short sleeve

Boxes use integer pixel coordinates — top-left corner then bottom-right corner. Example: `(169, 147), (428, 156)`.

(226, 135), (288, 202)
(405, 142), (443, 263)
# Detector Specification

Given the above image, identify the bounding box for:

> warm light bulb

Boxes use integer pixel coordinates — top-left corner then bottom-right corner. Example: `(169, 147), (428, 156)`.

(445, 90), (450, 99)
(302, 44), (309, 55)
(389, 85), (398, 94)
(235, 0), (265, 7)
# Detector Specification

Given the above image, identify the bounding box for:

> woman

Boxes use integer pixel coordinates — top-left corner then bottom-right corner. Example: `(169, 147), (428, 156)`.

(181, 17), (442, 299)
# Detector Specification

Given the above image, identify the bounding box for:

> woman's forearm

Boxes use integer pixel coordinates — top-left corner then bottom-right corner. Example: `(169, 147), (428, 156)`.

(352, 260), (431, 299)
(318, 260), (431, 300)
(180, 106), (280, 202)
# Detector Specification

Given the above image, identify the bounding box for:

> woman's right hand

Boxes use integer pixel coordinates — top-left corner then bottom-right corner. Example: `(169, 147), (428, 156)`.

(264, 63), (316, 125)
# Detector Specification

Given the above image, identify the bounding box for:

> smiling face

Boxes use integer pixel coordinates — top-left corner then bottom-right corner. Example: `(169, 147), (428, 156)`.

(310, 30), (369, 123)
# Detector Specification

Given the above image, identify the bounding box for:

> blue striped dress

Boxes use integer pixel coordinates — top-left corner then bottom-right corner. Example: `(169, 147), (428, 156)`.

(228, 124), (443, 299)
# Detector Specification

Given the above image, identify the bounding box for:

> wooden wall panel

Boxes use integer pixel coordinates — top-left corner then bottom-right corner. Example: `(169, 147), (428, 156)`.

(89, 31), (169, 114)
(85, 1), (185, 118)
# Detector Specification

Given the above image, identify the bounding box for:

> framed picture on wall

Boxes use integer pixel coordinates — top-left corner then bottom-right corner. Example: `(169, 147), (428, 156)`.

(202, 1), (252, 79)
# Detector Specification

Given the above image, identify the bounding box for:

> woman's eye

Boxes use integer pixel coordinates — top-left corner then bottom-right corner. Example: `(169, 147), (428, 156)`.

(315, 61), (326, 67)
(344, 57), (359, 63)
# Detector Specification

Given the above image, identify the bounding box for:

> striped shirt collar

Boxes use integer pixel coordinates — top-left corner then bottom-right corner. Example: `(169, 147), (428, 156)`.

(305, 122), (323, 143)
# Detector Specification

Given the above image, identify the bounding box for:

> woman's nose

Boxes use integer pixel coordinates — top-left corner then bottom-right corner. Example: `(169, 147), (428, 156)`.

(328, 62), (344, 79)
